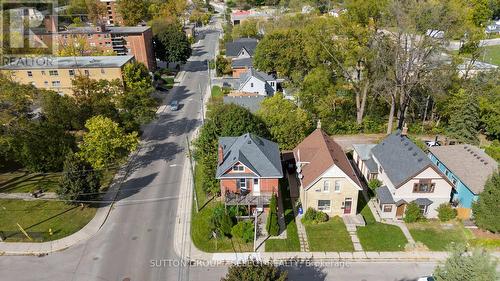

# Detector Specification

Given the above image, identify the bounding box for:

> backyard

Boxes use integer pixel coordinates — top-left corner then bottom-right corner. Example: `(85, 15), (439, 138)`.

(0, 199), (96, 242)
(408, 221), (470, 251)
(304, 216), (354, 252)
(356, 197), (408, 251)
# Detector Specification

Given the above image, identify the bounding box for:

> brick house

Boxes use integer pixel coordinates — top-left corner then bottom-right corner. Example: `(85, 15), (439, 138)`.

(216, 133), (283, 212)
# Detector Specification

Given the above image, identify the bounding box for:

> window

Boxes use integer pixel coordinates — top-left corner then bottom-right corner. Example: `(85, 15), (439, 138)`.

(239, 178), (247, 189)
(445, 170), (449, 177)
(383, 205), (392, 212)
(323, 181), (329, 192)
(451, 177), (457, 185)
(232, 164), (244, 172)
(101, 68), (105, 74)
(270, 81), (275, 86)
(250, 82), (254, 87)
(413, 179), (435, 193)
(84, 70), (90, 76)
(49, 70), (58, 76)
(105, 42), (111, 47)
(318, 200), (331, 212)
(27, 71), (32, 77)
(379, 166), (383, 173)
(90, 42), (96, 47)
(51, 81), (60, 87)
(69, 69), (75, 76)
(419, 205), (427, 215)
(41, 71), (46, 75)
(44, 81), (48, 86)
(334, 181), (341, 192)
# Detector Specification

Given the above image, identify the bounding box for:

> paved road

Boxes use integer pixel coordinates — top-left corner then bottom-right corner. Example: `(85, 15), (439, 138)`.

(0, 25), (219, 281)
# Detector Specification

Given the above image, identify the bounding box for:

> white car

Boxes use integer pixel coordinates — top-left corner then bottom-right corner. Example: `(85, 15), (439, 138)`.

(417, 277), (435, 281)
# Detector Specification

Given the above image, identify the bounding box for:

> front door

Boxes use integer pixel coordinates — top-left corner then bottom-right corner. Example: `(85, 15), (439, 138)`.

(343, 198), (352, 214)
(396, 204), (406, 217)
(253, 178), (260, 195)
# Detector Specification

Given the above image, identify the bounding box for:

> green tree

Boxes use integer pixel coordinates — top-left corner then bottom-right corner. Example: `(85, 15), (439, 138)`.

(79, 115), (139, 169)
(266, 193), (280, 236)
(13, 121), (75, 172)
(116, 0), (149, 25)
(437, 203), (458, 222)
(447, 89), (480, 145)
(403, 202), (424, 223)
(368, 179), (382, 191)
(154, 23), (192, 65)
(231, 220), (254, 243)
(257, 93), (313, 150)
(232, 19), (259, 39)
(222, 261), (287, 281)
(299, 66), (337, 116)
(40, 91), (80, 130)
(210, 203), (234, 237)
(434, 244), (497, 281)
(215, 55), (232, 76)
(57, 153), (101, 203)
(472, 172), (500, 233)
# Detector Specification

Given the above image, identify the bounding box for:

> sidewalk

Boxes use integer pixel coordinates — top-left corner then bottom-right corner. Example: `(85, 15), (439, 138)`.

(0, 192), (58, 200)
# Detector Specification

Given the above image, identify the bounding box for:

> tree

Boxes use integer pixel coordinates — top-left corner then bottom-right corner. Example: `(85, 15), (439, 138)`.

(210, 203), (234, 237)
(266, 193), (280, 236)
(434, 244), (498, 281)
(368, 179), (382, 191)
(78, 115), (139, 169)
(222, 261), (287, 281)
(231, 220), (254, 243)
(154, 23), (192, 65)
(472, 172), (500, 233)
(85, 0), (107, 24)
(437, 203), (458, 222)
(116, 0), (149, 25)
(57, 36), (116, 56)
(403, 202), (424, 223)
(40, 91), (80, 130)
(257, 93), (313, 150)
(215, 55), (232, 76)
(57, 153), (101, 203)
(12, 121), (76, 172)
(232, 19), (259, 39)
(447, 89), (480, 145)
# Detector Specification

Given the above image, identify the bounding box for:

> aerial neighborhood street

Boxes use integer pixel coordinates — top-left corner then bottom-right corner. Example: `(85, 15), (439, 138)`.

(0, 0), (499, 281)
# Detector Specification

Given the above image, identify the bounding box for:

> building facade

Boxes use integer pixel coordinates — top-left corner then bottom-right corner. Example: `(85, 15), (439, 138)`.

(0, 56), (134, 95)
(100, 0), (123, 26)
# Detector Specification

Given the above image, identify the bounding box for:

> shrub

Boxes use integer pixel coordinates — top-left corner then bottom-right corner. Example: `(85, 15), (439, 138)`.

(266, 194), (280, 236)
(368, 179), (382, 191)
(231, 220), (254, 243)
(303, 207), (317, 222)
(315, 211), (329, 223)
(302, 207), (329, 223)
(404, 202), (424, 223)
(437, 203), (457, 222)
(210, 203), (234, 238)
(472, 172), (500, 233)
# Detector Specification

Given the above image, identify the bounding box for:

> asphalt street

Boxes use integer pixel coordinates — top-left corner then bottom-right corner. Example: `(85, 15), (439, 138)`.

(0, 20), (439, 281)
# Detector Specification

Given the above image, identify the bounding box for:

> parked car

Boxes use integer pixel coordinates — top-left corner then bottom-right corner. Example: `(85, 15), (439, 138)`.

(417, 276), (435, 281)
(170, 100), (179, 111)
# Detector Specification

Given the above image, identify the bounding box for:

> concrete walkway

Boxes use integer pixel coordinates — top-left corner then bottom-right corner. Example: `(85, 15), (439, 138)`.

(0, 192), (58, 200)
(293, 209), (310, 252)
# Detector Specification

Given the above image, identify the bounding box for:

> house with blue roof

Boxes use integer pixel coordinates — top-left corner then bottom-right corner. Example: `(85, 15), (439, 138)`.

(353, 128), (454, 219)
(429, 145), (497, 218)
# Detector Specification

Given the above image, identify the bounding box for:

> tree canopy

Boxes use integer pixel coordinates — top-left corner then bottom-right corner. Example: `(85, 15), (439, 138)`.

(472, 172), (500, 233)
(154, 23), (192, 64)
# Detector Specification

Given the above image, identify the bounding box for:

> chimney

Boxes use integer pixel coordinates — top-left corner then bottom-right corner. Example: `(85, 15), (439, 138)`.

(401, 123), (408, 136)
(218, 145), (224, 164)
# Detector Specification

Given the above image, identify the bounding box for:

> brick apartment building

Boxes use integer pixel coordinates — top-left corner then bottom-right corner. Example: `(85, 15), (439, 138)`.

(100, 0), (123, 26)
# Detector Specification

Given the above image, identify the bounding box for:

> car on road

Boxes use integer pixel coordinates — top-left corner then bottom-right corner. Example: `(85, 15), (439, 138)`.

(170, 100), (179, 111)
(417, 276), (435, 281)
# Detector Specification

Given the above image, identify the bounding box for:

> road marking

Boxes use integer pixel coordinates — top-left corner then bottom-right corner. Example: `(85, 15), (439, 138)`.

(169, 164), (180, 167)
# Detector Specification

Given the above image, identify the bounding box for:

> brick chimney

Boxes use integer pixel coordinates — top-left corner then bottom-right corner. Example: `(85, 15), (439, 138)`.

(401, 123), (408, 136)
(218, 145), (224, 164)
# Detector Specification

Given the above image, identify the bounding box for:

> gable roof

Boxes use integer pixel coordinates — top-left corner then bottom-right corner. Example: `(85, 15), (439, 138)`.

(293, 129), (362, 190)
(231, 57), (253, 68)
(429, 145), (498, 194)
(372, 130), (434, 188)
(225, 38), (258, 57)
(215, 133), (283, 178)
(223, 95), (266, 113)
(239, 68), (275, 85)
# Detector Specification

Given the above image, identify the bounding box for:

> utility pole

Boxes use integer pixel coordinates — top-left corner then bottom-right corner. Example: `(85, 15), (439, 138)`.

(199, 83), (204, 125)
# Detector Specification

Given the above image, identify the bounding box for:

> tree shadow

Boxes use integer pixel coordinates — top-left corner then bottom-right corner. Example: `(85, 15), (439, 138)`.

(283, 262), (328, 281)
(115, 172), (159, 201)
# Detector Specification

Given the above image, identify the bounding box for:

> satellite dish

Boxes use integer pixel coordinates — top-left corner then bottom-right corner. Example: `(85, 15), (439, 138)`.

(298, 173), (304, 179)
(296, 167), (302, 173)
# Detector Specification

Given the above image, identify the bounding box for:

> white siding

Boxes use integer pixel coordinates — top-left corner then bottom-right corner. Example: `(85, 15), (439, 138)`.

(239, 76), (267, 95)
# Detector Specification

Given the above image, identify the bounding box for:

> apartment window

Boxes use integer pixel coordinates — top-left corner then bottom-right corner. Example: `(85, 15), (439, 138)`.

(90, 42), (96, 47)
(383, 205), (392, 212)
(232, 164), (244, 172)
(250, 82), (254, 88)
(41, 71), (46, 75)
(105, 42), (111, 47)
(27, 71), (32, 77)
(44, 81), (48, 86)
(239, 178), (247, 189)
(84, 70), (90, 76)
(101, 68), (105, 74)
(49, 70), (58, 76)
(87, 34), (92, 38)
(413, 179), (435, 193)
(51, 81), (60, 87)
(318, 200), (331, 212)
(334, 180), (341, 192)
(104, 34), (110, 38)
(323, 181), (330, 192)
(68, 69), (75, 76)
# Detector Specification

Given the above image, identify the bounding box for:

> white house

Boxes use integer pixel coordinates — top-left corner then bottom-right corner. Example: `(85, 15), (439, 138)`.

(237, 68), (277, 96)
(352, 129), (453, 219)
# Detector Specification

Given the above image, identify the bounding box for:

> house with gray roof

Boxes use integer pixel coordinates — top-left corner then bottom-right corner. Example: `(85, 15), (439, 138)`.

(223, 95), (265, 113)
(237, 68), (277, 96)
(225, 38), (258, 58)
(352, 129), (453, 219)
(216, 133), (283, 212)
(429, 145), (497, 218)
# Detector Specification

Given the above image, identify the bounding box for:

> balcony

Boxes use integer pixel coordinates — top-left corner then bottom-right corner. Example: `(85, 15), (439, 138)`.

(224, 190), (272, 207)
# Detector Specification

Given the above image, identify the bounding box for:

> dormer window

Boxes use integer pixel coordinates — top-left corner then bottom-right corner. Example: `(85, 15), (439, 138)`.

(232, 164), (244, 172)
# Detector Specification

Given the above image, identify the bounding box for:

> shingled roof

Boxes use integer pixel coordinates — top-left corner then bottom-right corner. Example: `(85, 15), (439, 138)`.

(293, 129), (362, 190)
(372, 130), (434, 188)
(215, 133), (283, 178)
(225, 38), (258, 57)
(429, 145), (497, 194)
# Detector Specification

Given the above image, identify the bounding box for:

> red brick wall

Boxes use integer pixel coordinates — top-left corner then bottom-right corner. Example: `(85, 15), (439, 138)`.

(221, 179), (238, 193)
(260, 178), (279, 193)
(220, 178), (278, 194)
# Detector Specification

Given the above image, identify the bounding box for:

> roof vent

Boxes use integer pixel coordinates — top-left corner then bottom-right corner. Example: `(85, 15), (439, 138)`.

(408, 147), (413, 151)
(247, 140), (252, 144)
(480, 159), (484, 162)
(484, 162), (488, 165)
(404, 142), (409, 146)
(413, 152), (417, 156)
(418, 158), (423, 162)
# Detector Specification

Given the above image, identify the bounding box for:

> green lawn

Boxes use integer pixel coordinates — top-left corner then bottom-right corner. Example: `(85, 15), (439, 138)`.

(356, 197), (408, 251)
(0, 172), (61, 193)
(211, 86), (224, 98)
(304, 216), (354, 252)
(265, 180), (300, 252)
(408, 221), (468, 251)
(481, 45), (500, 66)
(0, 199), (96, 242)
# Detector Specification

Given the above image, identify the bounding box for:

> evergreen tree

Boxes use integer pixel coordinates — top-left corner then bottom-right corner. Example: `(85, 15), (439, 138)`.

(472, 172), (500, 233)
(57, 153), (101, 203)
(266, 193), (280, 236)
(447, 89), (480, 145)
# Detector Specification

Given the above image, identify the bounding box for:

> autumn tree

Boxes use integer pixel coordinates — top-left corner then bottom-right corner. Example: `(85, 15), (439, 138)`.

(222, 261), (287, 281)
(117, 0), (150, 25)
